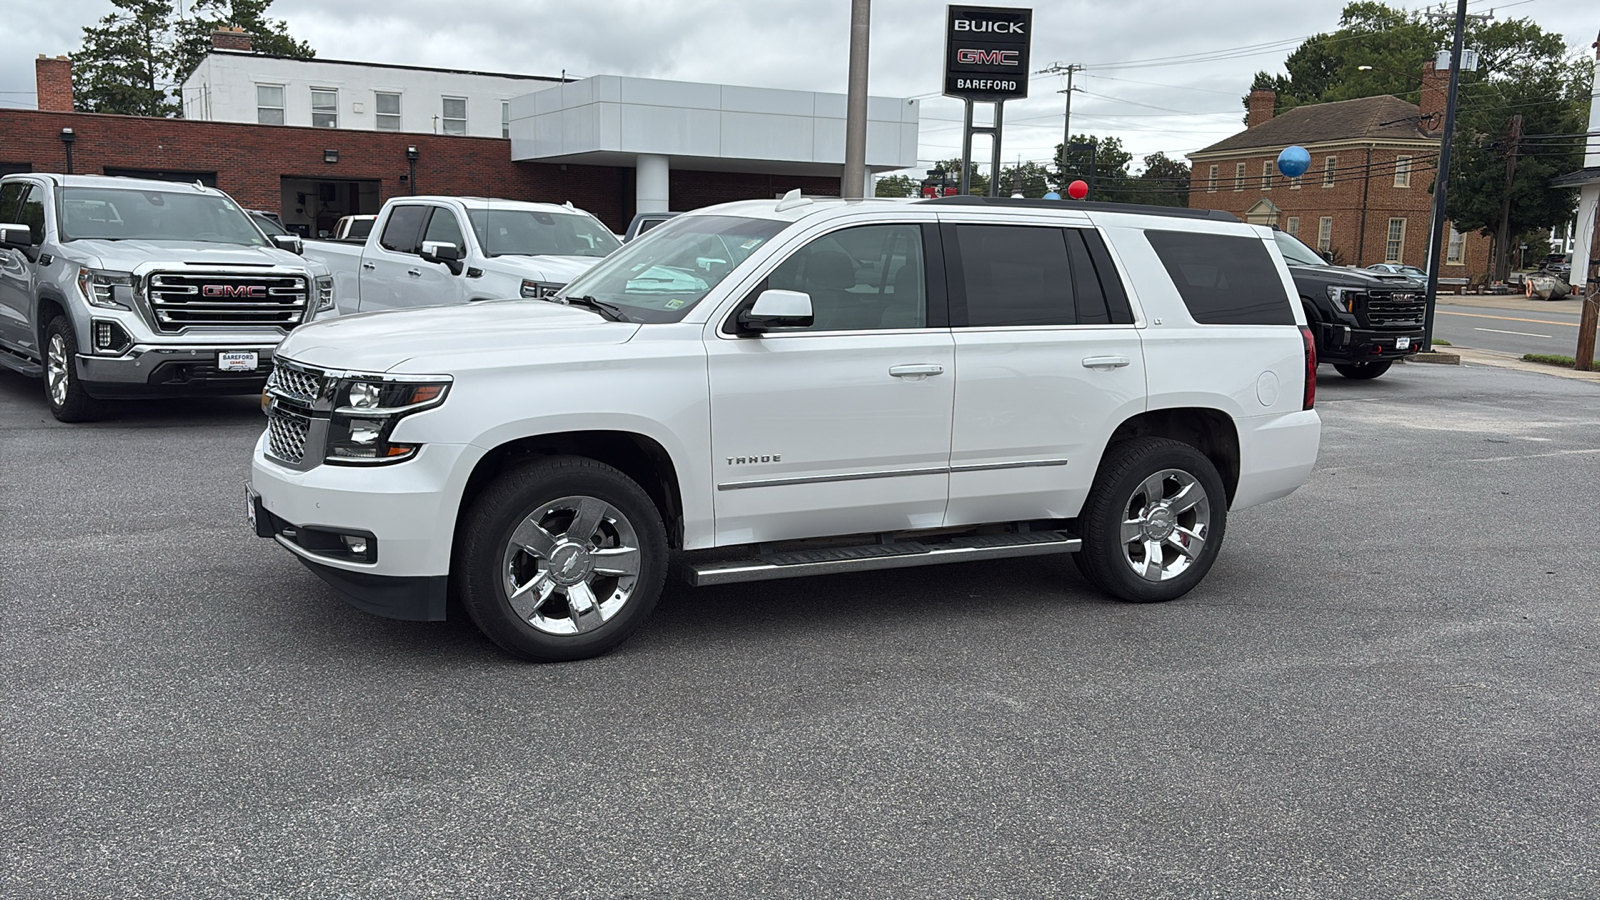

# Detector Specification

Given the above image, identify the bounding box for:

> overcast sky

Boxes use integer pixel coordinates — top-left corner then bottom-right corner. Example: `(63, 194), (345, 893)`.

(2, 0), (1594, 176)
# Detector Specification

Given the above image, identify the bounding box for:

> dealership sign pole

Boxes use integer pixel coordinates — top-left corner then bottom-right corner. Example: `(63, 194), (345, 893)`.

(945, 5), (1032, 197)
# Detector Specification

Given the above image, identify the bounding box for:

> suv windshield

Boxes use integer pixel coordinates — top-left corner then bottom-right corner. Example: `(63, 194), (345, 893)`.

(1273, 230), (1327, 267)
(466, 209), (621, 258)
(59, 187), (268, 246)
(556, 215), (786, 323)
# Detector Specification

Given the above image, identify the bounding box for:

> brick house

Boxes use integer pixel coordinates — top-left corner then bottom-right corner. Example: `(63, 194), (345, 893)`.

(1187, 65), (1489, 277)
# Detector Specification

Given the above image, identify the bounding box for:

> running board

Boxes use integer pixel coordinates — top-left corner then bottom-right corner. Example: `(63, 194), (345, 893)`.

(684, 530), (1081, 587)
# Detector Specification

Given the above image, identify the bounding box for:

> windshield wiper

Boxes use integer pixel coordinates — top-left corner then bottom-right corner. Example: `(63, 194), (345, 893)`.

(560, 294), (630, 323)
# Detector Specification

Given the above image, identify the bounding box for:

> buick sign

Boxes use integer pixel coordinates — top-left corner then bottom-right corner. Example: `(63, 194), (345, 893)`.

(944, 5), (1033, 101)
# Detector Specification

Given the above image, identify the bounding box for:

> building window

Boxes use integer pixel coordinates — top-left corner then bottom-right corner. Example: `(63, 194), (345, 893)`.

(1322, 156), (1337, 188)
(256, 84), (284, 125)
(1317, 216), (1333, 253)
(1234, 162), (1246, 191)
(1286, 216), (1299, 237)
(442, 97), (467, 135)
(1446, 227), (1465, 265)
(375, 92), (402, 131)
(1394, 155), (1412, 188)
(1385, 218), (1406, 263)
(1207, 165), (1218, 192)
(1261, 160), (1272, 191)
(501, 101), (510, 139)
(311, 89), (338, 128)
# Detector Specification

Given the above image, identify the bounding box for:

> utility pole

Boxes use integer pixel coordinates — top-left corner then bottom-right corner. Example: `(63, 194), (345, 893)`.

(1493, 114), (1522, 281)
(1038, 63), (1082, 190)
(841, 0), (871, 199)
(1420, 0), (1471, 352)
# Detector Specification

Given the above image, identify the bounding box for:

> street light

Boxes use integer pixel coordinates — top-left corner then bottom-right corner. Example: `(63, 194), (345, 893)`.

(406, 145), (419, 195)
(59, 127), (76, 175)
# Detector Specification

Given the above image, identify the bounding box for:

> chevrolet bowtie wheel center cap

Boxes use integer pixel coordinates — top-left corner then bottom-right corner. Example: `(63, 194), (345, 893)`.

(548, 542), (593, 586)
(1144, 507), (1177, 541)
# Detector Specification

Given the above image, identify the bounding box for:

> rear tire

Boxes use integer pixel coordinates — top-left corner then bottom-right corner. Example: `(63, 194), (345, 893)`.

(1076, 437), (1227, 604)
(457, 456), (668, 662)
(44, 316), (102, 423)
(1333, 360), (1392, 380)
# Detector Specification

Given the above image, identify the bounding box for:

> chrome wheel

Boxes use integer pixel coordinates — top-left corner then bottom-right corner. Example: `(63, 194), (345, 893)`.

(1119, 468), (1211, 582)
(500, 495), (642, 636)
(46, 333), (70, 408)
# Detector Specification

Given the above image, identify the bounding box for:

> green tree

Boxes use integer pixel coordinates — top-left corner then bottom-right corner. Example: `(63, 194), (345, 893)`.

(1052, 135), (1133, 201)
(1133, 152), (1191, 208)
(996, 160), (1052, 197)
(171, 0), (314, 84)
(75, 0), (178, 116)
(873, 174), (919, 198)
(934, 158), (989, 196)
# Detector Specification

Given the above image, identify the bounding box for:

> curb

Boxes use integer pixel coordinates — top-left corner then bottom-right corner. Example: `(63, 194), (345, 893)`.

(1443, 347), (1600, 385)
(1407, 351), (1460, 365)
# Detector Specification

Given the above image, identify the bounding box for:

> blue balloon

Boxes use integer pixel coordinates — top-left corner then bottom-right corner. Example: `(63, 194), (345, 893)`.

(1277, 145), (1311, 178)
(1043, 191), (1062, 200)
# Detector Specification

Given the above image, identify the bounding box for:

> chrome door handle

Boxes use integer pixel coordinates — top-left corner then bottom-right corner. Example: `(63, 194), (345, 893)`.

(361, 262), (376, 271)
(1081, 356), (1131, 370)
(889, 364), (944, 380)
(406, 268), (422, 277)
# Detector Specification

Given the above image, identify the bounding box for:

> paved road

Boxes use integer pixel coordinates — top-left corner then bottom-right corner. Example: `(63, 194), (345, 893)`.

(3, 362), (1599, 898)
(1432, 299), (1587, 357)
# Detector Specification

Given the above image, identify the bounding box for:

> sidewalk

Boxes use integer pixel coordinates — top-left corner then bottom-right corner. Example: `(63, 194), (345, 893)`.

(1410, 345), (1600, 385)
(1437, 292), (1587, 315)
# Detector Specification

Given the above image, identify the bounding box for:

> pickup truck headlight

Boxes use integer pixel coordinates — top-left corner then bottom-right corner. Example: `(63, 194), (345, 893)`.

(1326, 286), (1362, 312)
(324, 375), (451, 465)
(315, 275), (335, 311)
(521, 279), (562, 300)
(78, 268), (134, 310)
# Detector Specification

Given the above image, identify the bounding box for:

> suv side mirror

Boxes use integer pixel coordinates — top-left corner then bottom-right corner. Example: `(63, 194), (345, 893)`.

(739, 289), (814, 333)
(1321, 250), (1334, 264)
(0, 223), (30, 248)
(420, 240), (464, 275)
(270, 233), (303, 255)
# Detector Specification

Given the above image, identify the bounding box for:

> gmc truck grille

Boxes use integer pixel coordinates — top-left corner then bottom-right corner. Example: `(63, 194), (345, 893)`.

(266, 405), (311, 464)
(147, 272), (308, 332)
(1363, 291), (1426, 328)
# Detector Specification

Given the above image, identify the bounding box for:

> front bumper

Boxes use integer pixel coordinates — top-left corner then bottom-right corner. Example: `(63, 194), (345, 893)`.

(78, 344), (278, 397)
(1317, 323), (1424, 363)
(248, 435), (484, 620)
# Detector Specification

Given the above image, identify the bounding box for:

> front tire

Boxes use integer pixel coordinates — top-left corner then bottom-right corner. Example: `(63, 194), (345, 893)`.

(457, 456), (668, 662)
(1333, 360), (1393, 380)
(43, 316), (101, 423)
(1076, 437), (1227, 603)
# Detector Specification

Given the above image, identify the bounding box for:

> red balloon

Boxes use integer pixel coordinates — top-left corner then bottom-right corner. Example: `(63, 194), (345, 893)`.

(1067, 180), (1089, 200)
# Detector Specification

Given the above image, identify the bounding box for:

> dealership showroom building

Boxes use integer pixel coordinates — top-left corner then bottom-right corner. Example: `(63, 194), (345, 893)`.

(3, 29), (922, 235)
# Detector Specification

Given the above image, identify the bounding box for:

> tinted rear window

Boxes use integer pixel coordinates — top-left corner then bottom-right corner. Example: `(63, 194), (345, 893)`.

(1145, 230), (1294, 325)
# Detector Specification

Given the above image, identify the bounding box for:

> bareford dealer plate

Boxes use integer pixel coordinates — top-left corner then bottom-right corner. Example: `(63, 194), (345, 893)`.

(218, 350), (259, 372)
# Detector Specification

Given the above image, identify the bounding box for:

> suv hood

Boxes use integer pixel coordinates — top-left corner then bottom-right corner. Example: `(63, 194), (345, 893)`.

(65, 239), (306, 272)
(1288, 262), (1421, 289)
(484, 254), (605, 283)
(278, 299), (640, 373)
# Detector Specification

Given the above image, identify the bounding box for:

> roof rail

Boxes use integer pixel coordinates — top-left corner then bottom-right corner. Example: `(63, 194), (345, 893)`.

(916, 195), (1239, 222)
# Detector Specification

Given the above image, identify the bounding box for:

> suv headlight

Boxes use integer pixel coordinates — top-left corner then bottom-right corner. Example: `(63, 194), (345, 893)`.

(1326, 286), (1363, 311)
(78, 268), (135, 310)
(315, 275), (335, 311)
(324, 375), (451, 464)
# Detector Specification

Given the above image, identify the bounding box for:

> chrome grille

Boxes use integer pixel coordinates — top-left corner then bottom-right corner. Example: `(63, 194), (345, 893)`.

(266, 361), (323, 404)
(147, 272), (308, 332)
(1363, 291), (1426, 328)
(266, 406), (311, 464)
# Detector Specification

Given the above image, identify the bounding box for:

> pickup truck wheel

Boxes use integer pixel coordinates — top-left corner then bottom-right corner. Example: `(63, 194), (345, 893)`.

(43, 317), (101, 423)
(458, 456), (667, 662)
(1333, 360), (1392, 380)
(1076, 437), (1226, 603)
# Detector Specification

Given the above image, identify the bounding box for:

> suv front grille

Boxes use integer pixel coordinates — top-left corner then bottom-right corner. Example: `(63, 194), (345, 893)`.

(147, 272), (308, 332)
(1363, 291), (1426, 328)
(266, 361), (324, 404)
(266, 405), (311, 464)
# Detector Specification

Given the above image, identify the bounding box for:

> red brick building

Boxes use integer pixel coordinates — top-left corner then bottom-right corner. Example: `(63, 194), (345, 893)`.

(1, 55), (841, 235)
(1187, 65), (1489, 278)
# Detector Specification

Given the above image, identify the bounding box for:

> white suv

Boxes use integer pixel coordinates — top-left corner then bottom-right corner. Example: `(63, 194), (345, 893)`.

(247, 193), (1321, 662)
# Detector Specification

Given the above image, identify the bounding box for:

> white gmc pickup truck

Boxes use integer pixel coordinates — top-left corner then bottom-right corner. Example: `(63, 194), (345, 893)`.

(248, 193), (1321, 662)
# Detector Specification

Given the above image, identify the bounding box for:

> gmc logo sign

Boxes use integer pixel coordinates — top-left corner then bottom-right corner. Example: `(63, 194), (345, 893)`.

(956, 48), (1019, 66)
(203, 284), (268, 298)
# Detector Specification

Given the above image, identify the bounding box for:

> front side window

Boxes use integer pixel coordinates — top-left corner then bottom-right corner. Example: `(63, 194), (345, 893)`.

(761, 223), (927, 332)
(466, 209), (621, 259)
(557, 214), (785, 323)
(16, 184), (46, 244)
(375, 92), (402, 131)
(256, 84), (285, 125)
(1146, 230), (1295, 326)
(311, 89), (338, 128)
(1273, 229), (1326, 267)
(442, 97), (467, 135)
(0, 182), (25, 225)
(378, 206), (430, 254)
(57, 187), (266, 246)
(1385, 217), (1406, 263)
(422, 208), (465, 249)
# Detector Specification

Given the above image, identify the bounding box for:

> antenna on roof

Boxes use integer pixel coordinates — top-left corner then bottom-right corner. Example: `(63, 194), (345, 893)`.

(774, 188), (813, 212)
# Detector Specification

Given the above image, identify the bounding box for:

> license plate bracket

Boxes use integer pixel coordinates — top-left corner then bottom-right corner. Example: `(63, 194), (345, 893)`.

(219, 350), (259, 372)
(1395, 337), (1411, 350)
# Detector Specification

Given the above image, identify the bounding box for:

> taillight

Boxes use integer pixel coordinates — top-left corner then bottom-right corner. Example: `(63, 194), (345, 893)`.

(1299, 325), (1317, 410)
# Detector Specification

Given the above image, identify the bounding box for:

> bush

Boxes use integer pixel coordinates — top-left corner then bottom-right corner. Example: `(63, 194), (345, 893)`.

(1521, 353), (1600, 372)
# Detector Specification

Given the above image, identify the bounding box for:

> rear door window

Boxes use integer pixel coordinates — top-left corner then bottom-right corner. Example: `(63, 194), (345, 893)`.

(1145, 230), (1294, 325)
(949, 224), (1075, 326)
(378, 206), (429, 254)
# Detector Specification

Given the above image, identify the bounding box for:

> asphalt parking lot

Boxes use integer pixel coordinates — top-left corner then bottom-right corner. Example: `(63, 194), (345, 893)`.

(3, 360), (1597, 899)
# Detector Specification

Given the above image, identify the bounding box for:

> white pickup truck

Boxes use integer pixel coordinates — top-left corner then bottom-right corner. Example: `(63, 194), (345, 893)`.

(304, 196), (620, 315)
(249, 193), (1322, 663)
